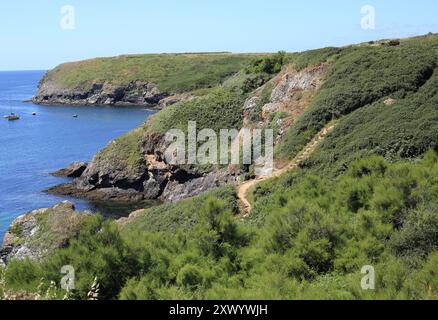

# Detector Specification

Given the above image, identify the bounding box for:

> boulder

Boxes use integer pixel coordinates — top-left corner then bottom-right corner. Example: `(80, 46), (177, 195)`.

(0, 201), (91, 264)
(51, 161), (88, 178)
(384, 98), (397, 106)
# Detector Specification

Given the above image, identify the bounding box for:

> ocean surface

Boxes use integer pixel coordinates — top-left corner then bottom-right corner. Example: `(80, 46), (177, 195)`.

(0, 71), (155, 240)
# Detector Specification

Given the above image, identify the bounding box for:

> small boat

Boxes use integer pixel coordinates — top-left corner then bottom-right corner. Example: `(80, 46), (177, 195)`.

(32, 112), (37, 116)
(6, 114), (20, 121)
(73, 114), (78, 118)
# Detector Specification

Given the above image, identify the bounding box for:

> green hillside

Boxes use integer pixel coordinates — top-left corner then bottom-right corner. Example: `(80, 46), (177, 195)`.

(278, 35), (438, 160)
(46, 53), (263, 93)
(2, 34), (438, 300)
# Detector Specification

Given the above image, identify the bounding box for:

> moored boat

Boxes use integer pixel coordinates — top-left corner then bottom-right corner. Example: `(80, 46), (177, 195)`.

(5, 114), (20, 121)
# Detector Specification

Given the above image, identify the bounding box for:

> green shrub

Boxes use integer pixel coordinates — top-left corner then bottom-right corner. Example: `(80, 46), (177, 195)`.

(304, 69), (438, 176)
(246, 51), (286, 75)
(279, 44), (436, 159)
(147, 88), (245, 135)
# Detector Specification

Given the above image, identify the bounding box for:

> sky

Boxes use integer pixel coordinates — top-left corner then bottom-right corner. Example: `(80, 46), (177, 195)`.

(1, 0), (437, 71)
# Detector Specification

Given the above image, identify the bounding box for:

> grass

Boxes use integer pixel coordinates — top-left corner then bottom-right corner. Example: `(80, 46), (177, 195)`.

(287, 46), (344, 70)
(147, 88), (246, 135)
(94, 126), (148, 178)
(46, 53), (265, 94)
(5, 34), (438, 300)
(9, 224), (23, 238)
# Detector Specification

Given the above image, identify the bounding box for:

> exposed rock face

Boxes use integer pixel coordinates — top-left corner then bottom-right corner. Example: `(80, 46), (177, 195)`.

(47, 162), (237, 203)
(384, 98), (397, 106)
(161, 170), (239, 203)
(32, 74), (168, 107)
(42, 64), (326, 205)
(243, 64), (326, 141)
(51, 162), (88, 178)
(46, 122), (240, 203)
(0, 201), (90, 264)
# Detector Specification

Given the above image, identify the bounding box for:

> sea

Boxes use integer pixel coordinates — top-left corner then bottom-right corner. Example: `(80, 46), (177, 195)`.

(0, 70), (156, 240)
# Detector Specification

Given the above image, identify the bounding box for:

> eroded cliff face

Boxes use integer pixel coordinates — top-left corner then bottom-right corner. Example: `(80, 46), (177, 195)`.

(48, 132), (239, 203)
(45, 64), (326, 204)
(243, 64), (326, 140)
(32, 74), (178, 108)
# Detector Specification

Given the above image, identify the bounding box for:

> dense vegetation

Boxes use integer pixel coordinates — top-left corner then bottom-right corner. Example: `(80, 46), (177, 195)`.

(305, 68), (438, 176)
(2, 154), (438, 299)
(278, 37), (437, 159)
(147, 88), (245, 135)
(2, 34), (438, 301)
(122, 187), (238, 234)
(47, 53), (264, 93)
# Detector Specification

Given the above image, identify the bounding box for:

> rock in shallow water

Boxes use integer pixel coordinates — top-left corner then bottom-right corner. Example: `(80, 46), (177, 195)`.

(51, 161), (88, 178)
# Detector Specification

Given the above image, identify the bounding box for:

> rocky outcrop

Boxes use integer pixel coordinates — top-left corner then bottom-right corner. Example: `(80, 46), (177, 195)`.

(47, 163), (238, 203)
(32, 74), (169, 107)
(43, 64), (327, 205)
(158, 93), (195, 108)
(0, 201), (90, 264)
(51, 162), (88, 178)
(46, 122), (240, 203)
(243, 64), (326, 141)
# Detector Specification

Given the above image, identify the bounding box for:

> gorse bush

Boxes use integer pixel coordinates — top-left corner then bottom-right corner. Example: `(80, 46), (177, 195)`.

(4, 35), (438, 300)
(304, 67), (438, 176)
(289, 46), (343, 71)
(246, 51), (286, 75)
(122, 187), (238, 234)
(40, 216), (138, 299)
(278, 43), (437, 159)
(4, 154), (438, 300)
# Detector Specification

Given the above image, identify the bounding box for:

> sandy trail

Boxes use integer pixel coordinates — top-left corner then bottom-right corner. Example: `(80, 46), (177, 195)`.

(237, 124), (336, 217)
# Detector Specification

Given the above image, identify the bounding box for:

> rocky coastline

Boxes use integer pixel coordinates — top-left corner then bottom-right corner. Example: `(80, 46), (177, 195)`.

(38, 64), (325, 205)
(45, 162), (239, 203)
(31, 73), (193, 109)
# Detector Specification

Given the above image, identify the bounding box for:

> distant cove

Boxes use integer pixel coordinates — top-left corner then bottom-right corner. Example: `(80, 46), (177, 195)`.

(0, 70), (156, 239)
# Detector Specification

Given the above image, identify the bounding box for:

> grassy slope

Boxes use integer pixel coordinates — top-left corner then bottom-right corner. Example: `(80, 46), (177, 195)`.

(146, 88), (245, 134)
(46, 53), (262, 93)
(278, 34), (438, 160)
(306, 68), (438, 176)
(4, 35), (438, 300)
(93, 87), (247, 175)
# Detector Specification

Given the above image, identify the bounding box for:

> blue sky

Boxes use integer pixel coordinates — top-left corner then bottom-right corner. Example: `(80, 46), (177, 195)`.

(1, 0), (437, 70)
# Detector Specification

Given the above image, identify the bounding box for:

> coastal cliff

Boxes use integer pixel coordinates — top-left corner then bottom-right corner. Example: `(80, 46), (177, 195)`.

(3, 34), (438, 300)
(45, 53), (326, 203)
(37, 37), (438, 206)
(31, 53), (259, 107)
(32, 77), (168, 107)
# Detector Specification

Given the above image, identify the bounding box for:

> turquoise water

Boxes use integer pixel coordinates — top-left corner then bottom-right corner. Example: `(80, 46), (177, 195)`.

(0, 71), (155, 239)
